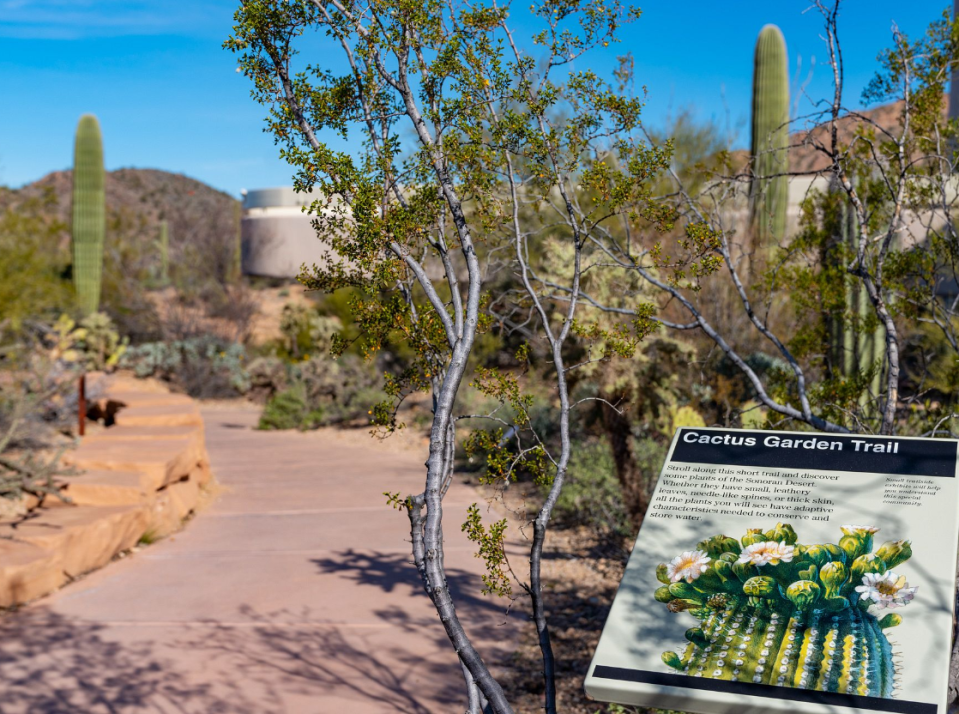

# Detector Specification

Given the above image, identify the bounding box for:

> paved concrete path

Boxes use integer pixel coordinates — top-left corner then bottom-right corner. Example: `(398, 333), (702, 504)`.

(0, 407), (514, 713)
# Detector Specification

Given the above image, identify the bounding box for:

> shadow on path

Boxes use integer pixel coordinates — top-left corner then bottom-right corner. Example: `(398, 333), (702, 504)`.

(0, 609), (266, 713)
(0, 553), (514, 714)
(312, 548), (516, 621)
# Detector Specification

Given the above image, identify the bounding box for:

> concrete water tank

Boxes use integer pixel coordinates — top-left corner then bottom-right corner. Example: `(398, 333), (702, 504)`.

(241, 187), (329, 278)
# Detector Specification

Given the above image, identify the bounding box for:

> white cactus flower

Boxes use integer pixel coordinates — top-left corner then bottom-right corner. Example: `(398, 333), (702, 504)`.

(840, 524), (880, 536)
(666, 550), (711, 583)
(855, 571), (917, 609)
(737, 540), (795, 567)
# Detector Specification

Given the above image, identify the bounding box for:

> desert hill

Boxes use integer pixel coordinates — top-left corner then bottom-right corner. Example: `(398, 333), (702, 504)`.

(0, 168), (243, 341)
(0, 167), (239, 257)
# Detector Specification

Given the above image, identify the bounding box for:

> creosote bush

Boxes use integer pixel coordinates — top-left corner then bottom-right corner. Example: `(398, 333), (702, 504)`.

(258, 354), (385, 430)
(549, 441), (631, 538)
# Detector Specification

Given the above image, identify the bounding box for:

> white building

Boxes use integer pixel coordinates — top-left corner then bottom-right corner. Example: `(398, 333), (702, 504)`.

(241, 187), (328, 279)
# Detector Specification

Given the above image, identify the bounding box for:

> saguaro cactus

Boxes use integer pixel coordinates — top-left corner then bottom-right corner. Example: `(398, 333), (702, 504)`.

(658, 523), (915, 697)
(158, 220), (170, 285)
(749, 25), (790, 251)
(824, 178), (884, 401)
(72, 114), (106, 315)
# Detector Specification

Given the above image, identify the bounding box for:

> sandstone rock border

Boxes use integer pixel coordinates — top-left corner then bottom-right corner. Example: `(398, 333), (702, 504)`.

(0, 375), (214, 607)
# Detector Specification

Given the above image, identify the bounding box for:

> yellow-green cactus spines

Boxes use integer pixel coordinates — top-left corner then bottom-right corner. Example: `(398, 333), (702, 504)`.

(72, 114), (106, 315)
(749, 24), (790, 251)
(658, 523), (916, 697)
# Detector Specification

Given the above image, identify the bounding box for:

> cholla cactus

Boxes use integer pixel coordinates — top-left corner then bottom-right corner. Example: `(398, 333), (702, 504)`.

(658, 523), (916, 697)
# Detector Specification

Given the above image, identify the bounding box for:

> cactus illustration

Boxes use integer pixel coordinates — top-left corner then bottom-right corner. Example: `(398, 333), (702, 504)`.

(749, 25), (790, 253)
(72, 114), (106, 315)
(658, 523), (916, 697)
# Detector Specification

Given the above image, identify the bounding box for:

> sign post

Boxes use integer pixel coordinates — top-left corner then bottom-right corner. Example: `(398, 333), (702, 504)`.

(586, 427), (959, 714)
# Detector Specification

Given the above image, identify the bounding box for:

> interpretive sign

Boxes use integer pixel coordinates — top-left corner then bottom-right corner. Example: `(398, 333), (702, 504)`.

(586, 427), (959, 714)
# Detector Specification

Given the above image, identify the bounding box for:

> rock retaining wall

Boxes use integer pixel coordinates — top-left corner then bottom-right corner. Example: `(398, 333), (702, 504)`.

(0, 375), (214, 607)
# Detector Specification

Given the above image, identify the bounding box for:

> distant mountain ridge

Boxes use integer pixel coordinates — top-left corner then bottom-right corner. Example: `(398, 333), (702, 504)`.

(0, 168), (238, 249)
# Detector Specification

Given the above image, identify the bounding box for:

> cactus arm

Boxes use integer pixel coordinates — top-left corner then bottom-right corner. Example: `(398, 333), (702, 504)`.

(700, 603), (740, 678)
(815, 614), (841, 691)
(748, 613), (784, 684)
(862, 614), (884, 696)
(159, 220), (169, 285)
(686, 611), (722, 675)
(836, 609), (862, 694)
(680, 640), (698, 673)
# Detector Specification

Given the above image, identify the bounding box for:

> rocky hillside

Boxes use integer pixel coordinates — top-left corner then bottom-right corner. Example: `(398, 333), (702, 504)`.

(0, 169), (243, 341)
(0, 168), (239, 257)
(729, 100), (925, 174)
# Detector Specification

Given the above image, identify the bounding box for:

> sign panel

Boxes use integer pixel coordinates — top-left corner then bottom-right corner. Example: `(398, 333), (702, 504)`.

(586, 427), (959, 714)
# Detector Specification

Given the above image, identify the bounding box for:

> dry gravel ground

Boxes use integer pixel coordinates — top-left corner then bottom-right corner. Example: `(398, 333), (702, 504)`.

(495, 525), (636, 714)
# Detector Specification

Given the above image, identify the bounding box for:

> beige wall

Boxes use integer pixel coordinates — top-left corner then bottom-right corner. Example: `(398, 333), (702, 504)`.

(241, 188), (328, 279)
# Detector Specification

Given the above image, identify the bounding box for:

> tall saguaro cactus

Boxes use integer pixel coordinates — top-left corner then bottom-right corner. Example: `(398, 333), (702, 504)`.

(749, 25), (790, 252)
(824, 177), (884, 406)
(158, 220), (170, 285)
(72, 114), (106, 315)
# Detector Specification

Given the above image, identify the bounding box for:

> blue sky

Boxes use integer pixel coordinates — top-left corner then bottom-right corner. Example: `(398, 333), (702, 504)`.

(0, 0), (951, 198)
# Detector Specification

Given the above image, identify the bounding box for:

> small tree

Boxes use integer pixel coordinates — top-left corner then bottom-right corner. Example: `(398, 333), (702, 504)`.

(542, 1), (959, 439)
(228, 0), (959, 710)
(226, 0), (700, 710)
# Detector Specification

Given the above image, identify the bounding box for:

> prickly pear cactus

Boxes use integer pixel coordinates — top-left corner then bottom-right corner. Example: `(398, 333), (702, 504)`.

(657, 524), (916, 697)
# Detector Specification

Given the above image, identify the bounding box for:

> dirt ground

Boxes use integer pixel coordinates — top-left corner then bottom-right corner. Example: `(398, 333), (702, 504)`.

(494, 524), (635, 714)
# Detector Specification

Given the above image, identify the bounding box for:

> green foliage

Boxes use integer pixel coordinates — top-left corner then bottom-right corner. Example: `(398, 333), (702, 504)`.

(121, 337), (249, 398)
(0, 337), (85, 505)
(49, 313), (128, 372)
(0, 192), (73, 329)
(464, 428), (549, 486)
(749, 25), (789, 249)
(72, 114), (106, 315)
(257, 354), (385, 430)
(258, 382), (325, 430)
(138, 528), (160, 546)
(245, 355), (288, 402)
(550, 442), (631, 537)
(278, 302), (341, 359)
(462, 503), (512, 598)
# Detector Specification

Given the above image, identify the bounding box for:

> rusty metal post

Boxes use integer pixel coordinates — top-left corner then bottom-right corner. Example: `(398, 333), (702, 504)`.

(78, 373), (86, 437)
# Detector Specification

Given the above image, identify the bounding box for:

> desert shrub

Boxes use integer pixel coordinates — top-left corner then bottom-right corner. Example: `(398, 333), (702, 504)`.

(549, 441), (631, 537)
(203, 283), (259, 343)
(258, 383), (325, 430)
(0, 193), (73, 330)
(0, 331), (92, 506)
(121, 336), (249, 398)
(258, 354), (385, 430)
(245, 355), (288, 403)
(0, 383), (77, 505)
(278, 302), (341, 360)
(45, 313), (128, 372)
